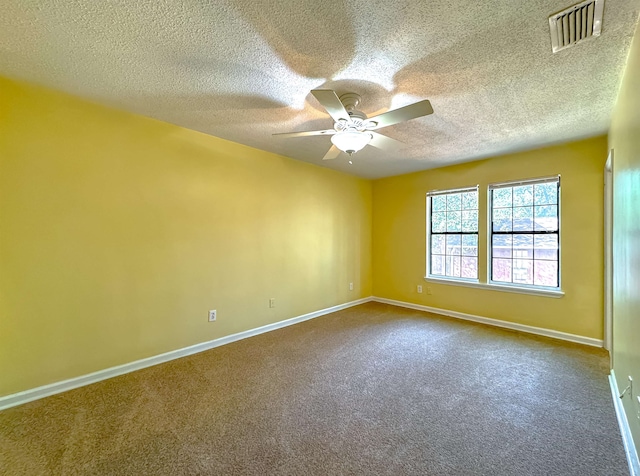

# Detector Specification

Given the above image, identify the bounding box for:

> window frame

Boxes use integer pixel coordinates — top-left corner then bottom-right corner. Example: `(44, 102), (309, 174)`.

(426, 185), (480, 283)
(487, 175), (561, 291)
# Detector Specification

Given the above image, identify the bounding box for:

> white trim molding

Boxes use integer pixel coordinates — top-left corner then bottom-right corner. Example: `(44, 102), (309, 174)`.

(0, 297), (373, 411)
(604, 149), (614, 355)
(609, 370), (640, 476)
(372, 297), (602, 347)
(424, 277), (565, 298)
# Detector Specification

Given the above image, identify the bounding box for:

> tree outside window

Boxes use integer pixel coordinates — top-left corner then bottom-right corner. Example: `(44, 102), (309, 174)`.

(490, 178), (560, 288)
(428, 187), (479, 280)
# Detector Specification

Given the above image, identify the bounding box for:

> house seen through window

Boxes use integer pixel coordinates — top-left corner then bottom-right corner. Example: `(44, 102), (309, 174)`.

(489, 177), (560, 288)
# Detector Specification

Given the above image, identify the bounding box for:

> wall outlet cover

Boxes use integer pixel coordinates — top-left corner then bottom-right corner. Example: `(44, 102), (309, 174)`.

(208, 310), (217, 322)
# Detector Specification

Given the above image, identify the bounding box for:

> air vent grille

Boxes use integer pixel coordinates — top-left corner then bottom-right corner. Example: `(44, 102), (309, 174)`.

(549, 0), (604, 53)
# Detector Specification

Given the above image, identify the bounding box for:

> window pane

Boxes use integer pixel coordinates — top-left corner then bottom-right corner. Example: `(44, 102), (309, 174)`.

(461, 210), (478, 232)
(432, 195), (446, 211)
(493, 188), (512, 208)
(489, 178), (559, 290)
(432, 212), (446, 233)
(447, 211), (461, 232)
(513, 259), (533, 285)
(513, 234), (533, 259)
(446, 255), (461, 277)
(447, 193), (462, 211)
(446, 234), (462, 255)
(428, 188), (479, 283)
(534, 260), (558, 287)
(462, 235), (478, 256)
(431, 235), (445, 255)
(462, 191), (478, 210)
(534, 182), (557, 205)
(461, 257), (478, 279)
(431, 255), (444, 275)
(534, 205), (558, 231)
(513, 185), (533, 206)
(492, 207), (512, 232)
(534, 234), (558, 260)
(513, 206), (533, 231)
(492, 235), (512, 258)
(492, 259), (512, 282)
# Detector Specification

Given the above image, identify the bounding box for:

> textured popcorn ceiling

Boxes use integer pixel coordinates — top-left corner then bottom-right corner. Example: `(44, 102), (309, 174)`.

(0, 1), (638, 178)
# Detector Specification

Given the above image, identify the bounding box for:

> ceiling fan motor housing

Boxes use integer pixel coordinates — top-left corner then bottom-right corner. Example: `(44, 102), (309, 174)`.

(338, 92), (361, 112)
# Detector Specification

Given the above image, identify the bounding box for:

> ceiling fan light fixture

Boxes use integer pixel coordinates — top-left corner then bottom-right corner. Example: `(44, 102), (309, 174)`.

(274, 89), (433, 160)
(331, 131), (372, 155)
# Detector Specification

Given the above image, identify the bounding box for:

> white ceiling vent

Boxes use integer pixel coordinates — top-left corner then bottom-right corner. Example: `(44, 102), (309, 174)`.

(549, 0), (604, 53)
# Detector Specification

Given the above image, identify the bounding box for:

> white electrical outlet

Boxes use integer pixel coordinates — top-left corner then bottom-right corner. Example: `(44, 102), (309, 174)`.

(349, 282), (354, 291)
(417, 285), (423, 293)
(269, 298), (275, 308)
(208, 310), (217, 322)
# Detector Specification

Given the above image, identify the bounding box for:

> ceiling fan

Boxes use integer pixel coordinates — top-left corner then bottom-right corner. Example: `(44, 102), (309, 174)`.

(274, 89), (434, 160)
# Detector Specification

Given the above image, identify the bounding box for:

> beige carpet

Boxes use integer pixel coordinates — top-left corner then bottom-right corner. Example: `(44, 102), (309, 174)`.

(0, 302), (628, 475)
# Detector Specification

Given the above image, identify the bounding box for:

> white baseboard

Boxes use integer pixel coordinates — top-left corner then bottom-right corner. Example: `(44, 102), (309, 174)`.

(372, 297), (604, 347)
(0, 296), (604, 411)
(609, 370), (640, 476)
(0, 297), (373, 411)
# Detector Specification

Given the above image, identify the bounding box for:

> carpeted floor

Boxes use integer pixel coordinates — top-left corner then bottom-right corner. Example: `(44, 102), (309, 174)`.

(0, 302), (628, 475)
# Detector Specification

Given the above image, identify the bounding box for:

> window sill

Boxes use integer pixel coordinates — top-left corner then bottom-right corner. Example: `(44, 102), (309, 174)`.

(424, 276), (564, 298)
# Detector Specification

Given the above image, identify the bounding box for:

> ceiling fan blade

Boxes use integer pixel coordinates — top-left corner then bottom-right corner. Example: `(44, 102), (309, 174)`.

(369, 132), (404, 151)
(322, 145), (342, 160)
(273, 129), (335, 138)
(367, 100), (433, 130)
(311, 89), (351, 123)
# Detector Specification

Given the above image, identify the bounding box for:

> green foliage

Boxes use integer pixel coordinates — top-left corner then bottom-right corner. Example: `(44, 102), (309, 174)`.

(428, 189), (484, 280)
(447, 193), (462, 210)
(534, 182), (557, 205)
(493, 188), (512, 208)
(447, 211), (461, 232)
(431, 191), (479, 233)
(513, 185), (533, 206)
(431, 181), (559, 286)
(431, 212), (446, 232)
(462, 191), (477, 210)
(432, 195), (446, 211)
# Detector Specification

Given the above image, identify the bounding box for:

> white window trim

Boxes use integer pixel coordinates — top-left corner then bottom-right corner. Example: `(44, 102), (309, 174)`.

(487, 175), (562, 292)
(424, 176), (564, 298)
(426, 185), (479, 282)
(424, 276), (565, 298)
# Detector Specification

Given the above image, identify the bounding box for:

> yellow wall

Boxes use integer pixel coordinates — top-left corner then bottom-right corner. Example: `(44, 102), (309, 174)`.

(372, 136), (607, 338)
(0, 73), (616, 400)
(0, 77), (372, 396)
(610, 19), (640, 458)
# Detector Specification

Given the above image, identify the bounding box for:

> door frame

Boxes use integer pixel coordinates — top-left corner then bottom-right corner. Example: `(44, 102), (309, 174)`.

(604, 150), (613, 362)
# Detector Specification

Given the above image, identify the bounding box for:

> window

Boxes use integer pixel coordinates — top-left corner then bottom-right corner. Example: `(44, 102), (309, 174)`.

(427, 186), (479, 280)
(489, 177), (560, 289)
